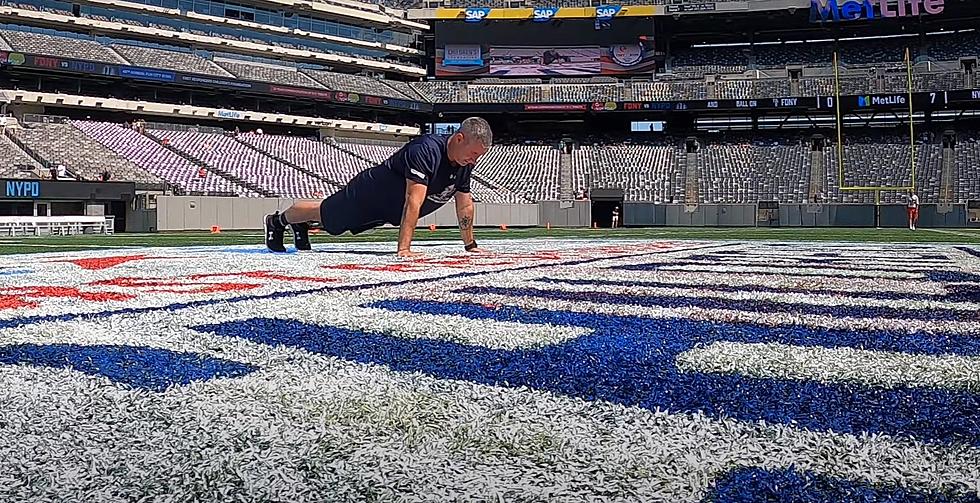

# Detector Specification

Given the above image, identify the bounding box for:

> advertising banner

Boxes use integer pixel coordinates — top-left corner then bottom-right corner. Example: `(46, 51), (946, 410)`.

(463, 7), (491, 22)
(489, 46), (601, 76)
(444, 45), (484, 66)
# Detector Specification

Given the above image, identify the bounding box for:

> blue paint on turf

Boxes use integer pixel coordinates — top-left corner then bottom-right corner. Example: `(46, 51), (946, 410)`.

(456, 286), (978, 322)
(616, 261), (934, 278)
(536, 277), (966, 302)
(684, 254), (945, 269)
(704, 467), (978, 502)
(211, 247), (298, 254)
(0, 269), (32, 276)
(0, 343), (256, 391)
(927, 271), (980, 283)
(956, 247), (980, 260)
(196, 301), (980, 445)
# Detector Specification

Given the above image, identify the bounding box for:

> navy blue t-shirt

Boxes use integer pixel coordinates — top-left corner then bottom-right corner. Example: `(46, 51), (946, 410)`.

(345, 134), (473, 221)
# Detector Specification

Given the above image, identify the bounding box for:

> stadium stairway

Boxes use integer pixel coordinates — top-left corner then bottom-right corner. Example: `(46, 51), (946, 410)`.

(4, 128), (79, 181)
(940, 144), (956, 206)
(559, 151), (573, 200)
(683, 150), (699, 205)
(232, 136), (345, 190)
(0, 126), (47, 178)
(142, 130), (274, 197)
(809, 147), (825, 202)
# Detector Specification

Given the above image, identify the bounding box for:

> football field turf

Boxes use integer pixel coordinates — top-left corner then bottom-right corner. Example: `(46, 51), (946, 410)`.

(2, 226), (980, 255)
(0, 232), (979, 501)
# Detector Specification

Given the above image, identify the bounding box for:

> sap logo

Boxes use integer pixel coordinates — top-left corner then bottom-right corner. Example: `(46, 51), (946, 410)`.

(810, 0), (944, 22)
(533, 7), (558, 21)
(5, 181), (40, 198)
(595, 5), (621, 19)
(464, 7), (490, 22)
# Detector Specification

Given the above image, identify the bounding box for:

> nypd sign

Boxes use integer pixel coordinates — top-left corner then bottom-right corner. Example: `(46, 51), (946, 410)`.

(4, 180), (40, 198)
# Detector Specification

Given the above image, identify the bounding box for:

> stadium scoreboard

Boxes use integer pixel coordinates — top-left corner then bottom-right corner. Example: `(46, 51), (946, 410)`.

(433, 89), (980, 114)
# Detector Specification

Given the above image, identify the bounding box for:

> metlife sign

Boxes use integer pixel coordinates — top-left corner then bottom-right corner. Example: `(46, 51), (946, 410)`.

(857, 94), (908, 107)
(810, 0), (945, 22)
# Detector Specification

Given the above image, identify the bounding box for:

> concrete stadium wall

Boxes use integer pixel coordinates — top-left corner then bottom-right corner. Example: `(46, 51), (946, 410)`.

(624, 204), (757, 227)
(417, 203), (538, 228)
(151, 197), (973, 231)
(154, 196), (538, 231)
(156, 197), (302, 231)
(538, 201), (591, 227)
(624, 203), (969, 228)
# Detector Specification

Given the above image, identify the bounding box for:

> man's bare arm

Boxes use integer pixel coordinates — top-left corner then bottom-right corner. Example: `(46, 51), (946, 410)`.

(454, 191), (484, 252)
(455, 191), (476, 246)
(398, 180), (428, 256)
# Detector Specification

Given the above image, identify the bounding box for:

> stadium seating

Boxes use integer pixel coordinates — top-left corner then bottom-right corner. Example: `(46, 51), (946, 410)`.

(72, 121), (251, 196)
(155, 130), (333, 198)
(302, 69), (416, 100)
(111, 44), (234, 78)
(696, 138), (754, 204)
(238, 134), (369, 189)
(0, 29), (127, 64)
(955, 133), (980, 203)
(215, 60), (326, 89)
(573, 142), (683, 203)
(9, 122), (161, 183)
(822, 134), (944, 204)
(0, 24), (975, 107)
(4, 118), (978, 207)
(0, 134), (44, 179)
(474, 145), (561, 201)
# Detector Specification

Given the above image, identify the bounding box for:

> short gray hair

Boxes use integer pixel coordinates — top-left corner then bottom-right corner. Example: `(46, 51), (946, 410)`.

(458, 117), (493, 148)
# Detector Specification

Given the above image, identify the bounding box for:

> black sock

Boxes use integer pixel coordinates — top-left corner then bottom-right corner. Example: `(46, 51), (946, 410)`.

(277, 213), (289, 227)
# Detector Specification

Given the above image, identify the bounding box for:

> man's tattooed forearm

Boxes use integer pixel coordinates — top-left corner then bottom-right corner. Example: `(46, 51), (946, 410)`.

(459, 215), (472, 230)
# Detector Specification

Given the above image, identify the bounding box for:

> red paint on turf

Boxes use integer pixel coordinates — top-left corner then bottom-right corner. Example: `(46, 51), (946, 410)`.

(54, 255), (183, 270)
(0, 286), (136, 310)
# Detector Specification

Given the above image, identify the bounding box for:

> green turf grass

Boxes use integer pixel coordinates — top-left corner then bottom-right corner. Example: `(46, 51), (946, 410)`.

(1, 226), (978, 255)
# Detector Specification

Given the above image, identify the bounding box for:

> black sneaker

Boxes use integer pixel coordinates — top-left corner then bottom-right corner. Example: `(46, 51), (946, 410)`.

(291, 222), (312, 251)
(264, 212), (287, 252)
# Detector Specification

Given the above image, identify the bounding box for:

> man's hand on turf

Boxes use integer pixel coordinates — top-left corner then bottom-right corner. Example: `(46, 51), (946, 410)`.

(397, 249), (424, 258)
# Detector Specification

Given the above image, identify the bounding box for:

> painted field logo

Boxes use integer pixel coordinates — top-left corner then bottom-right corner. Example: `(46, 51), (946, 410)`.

(810, 0), (945, 22)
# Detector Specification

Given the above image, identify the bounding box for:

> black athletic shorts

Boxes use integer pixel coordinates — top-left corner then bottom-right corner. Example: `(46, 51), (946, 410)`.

(318, 185), (402, 236)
